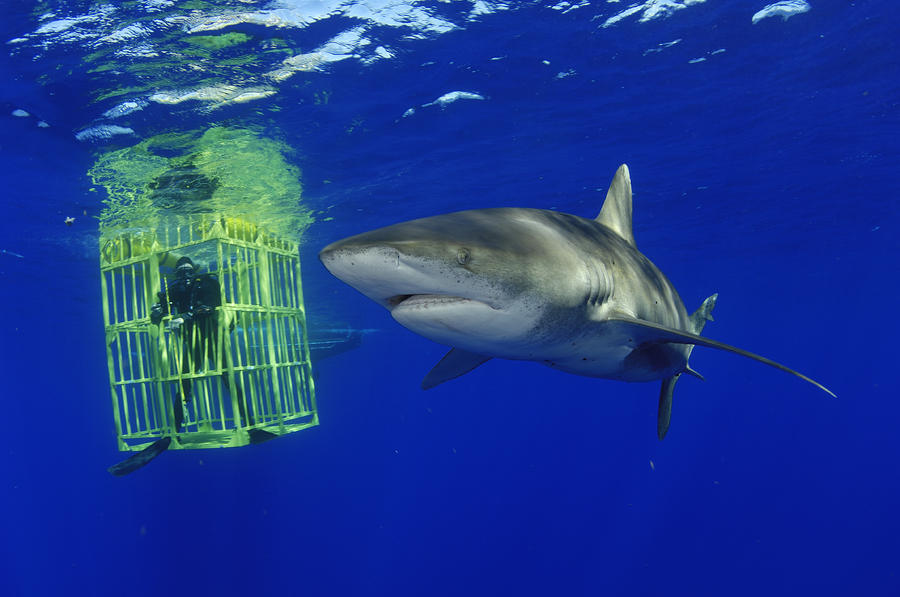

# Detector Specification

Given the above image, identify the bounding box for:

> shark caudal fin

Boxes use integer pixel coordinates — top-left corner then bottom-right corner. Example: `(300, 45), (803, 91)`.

(657, 293), (718, 439)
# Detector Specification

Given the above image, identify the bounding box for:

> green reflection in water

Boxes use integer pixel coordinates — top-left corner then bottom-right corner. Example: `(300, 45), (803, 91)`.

(91, 127), (312, 242)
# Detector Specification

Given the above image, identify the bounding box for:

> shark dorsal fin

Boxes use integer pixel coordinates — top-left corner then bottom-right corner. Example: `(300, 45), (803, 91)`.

(596, 164), (635, 247)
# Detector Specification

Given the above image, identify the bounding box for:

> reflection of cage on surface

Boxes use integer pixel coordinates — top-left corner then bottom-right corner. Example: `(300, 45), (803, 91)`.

(100, 215), (317, 451)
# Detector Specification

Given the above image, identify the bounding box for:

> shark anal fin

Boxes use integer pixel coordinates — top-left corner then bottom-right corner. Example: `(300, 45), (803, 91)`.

(108, 436), (172, 476)
(607, 317), (836, 398)
(658, 374), (681, 440)
(422, 348), (492, 390)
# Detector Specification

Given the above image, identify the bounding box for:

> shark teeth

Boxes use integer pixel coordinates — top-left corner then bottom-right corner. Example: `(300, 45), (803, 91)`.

(390, 294), (469, 309)
(386, 294), (414, 308)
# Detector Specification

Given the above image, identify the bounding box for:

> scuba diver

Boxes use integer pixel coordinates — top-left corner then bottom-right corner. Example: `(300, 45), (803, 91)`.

(108, 255), (261, 476)
(148, 255), (248, 431)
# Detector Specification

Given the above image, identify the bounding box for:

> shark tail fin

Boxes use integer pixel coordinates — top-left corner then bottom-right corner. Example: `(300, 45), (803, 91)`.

(683, 292), (718, 370)
(657, 294), (718, 440)
(689, 293), (718, 335)
(657, 374), (679, 440)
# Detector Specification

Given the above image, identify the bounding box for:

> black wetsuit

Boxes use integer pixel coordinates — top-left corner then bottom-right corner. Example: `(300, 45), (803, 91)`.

(151, 272), (250, 428)
(152, 272), (221, 360)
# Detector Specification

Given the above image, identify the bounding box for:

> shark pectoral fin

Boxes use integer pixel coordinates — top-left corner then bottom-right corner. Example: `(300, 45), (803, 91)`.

(658, 374), (680, 440)
(607, 317), (836, 398)
(422, 348), (492, 390)
(107, 436), (172, 476)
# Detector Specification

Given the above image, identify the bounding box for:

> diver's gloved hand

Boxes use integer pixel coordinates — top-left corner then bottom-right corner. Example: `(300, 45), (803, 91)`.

(165, 317), (185, 331)
(150, 303), (163, 324)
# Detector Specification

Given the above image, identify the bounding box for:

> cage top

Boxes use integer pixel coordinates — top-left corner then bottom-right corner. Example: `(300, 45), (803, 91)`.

(100, 215), (298, 267)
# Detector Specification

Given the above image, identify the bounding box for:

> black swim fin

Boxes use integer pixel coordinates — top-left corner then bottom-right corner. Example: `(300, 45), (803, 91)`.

(248, 428), (278, 444)
(107, 437), (172, 476)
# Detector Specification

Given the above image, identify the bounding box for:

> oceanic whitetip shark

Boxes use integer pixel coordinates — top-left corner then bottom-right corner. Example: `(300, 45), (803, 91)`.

(319, 165), (835, 438)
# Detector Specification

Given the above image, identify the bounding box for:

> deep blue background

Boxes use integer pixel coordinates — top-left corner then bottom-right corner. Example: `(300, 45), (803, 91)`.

(1, 1), (898, 595)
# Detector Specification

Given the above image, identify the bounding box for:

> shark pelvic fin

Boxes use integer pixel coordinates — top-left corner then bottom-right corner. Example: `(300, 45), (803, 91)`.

(657, 374), (681, 440)
(596, 164), (635, 247)
(684, 366), (705, 381)
(607, 316), (836, 398)
(422, 348), (492, 390)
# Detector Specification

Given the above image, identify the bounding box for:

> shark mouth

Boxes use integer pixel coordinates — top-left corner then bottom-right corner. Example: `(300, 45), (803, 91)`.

(387, 294), (498, 311)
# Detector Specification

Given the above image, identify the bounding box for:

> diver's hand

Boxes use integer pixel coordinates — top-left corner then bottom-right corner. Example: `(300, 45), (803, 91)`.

(150, 303), (163, 324)
(166, 317), (185, 331)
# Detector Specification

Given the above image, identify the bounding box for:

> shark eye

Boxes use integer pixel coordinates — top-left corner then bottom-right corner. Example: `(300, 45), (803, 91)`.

(457, 248), (471, 265)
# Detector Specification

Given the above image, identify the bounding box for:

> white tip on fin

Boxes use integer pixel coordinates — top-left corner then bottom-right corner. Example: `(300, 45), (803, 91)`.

(596, 164), (635, 247)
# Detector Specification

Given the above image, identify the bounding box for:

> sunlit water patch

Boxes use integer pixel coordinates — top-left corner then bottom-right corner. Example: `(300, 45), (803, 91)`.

(90, 126), (312, 242)
(9, 0), (716, 138)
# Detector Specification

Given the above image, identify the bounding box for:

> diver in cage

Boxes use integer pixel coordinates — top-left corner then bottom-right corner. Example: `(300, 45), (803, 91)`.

(147, 255), (253, 431)
(108, 255), (275, 477)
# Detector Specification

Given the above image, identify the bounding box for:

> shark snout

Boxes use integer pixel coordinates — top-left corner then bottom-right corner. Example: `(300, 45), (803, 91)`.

(319, 242), (420, 308)
(319, 243), (400, 275)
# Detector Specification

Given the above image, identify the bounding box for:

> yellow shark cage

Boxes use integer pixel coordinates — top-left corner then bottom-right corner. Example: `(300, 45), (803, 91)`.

(100, 215), (317, 452)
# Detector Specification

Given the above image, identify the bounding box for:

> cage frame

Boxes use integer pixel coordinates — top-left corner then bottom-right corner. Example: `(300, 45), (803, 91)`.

(99, 215), (318, 451)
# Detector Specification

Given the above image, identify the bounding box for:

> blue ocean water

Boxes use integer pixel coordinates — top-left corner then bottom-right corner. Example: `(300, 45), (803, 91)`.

(1, 1), (898, 595)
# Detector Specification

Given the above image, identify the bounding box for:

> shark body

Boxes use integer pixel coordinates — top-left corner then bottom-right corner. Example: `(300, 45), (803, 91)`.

(319, 165), (834, 438)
